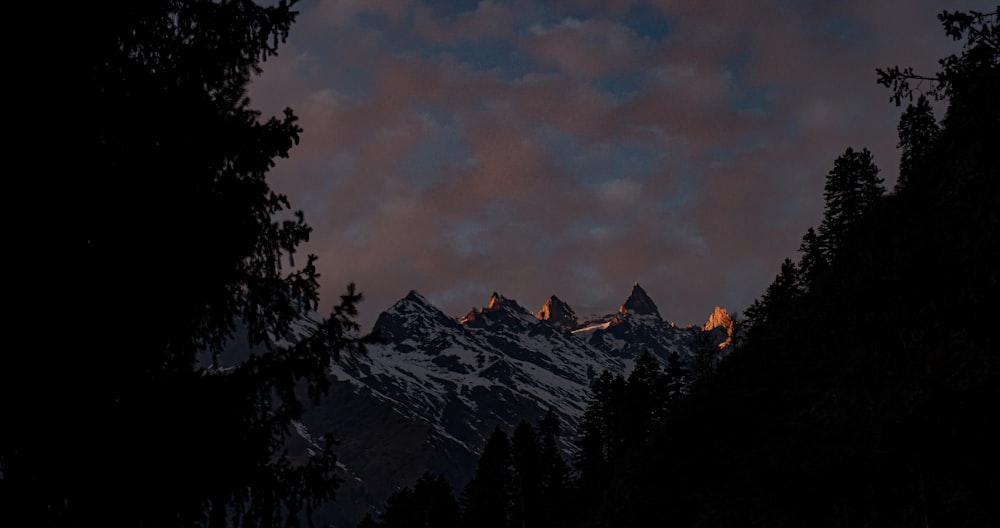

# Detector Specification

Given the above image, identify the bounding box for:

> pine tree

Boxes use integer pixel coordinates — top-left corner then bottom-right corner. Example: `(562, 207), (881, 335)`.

(0, 2), (364, 526)
(511, 421), (543, 528)
(377, 473), (459, 528)
(623, 353), (668, 443)
(536, 409), (571, 525)
(895, 95), (941, 192)
(460, 428), (513, 528)
(692, 327), (722, 381)
(817, 147), (886, 259)
(797, 227), (828, 289)
(576, 371), (627, 486)
(744, 258), (803, 340)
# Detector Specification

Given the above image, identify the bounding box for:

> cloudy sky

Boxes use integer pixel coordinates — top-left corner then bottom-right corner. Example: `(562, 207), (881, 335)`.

(249, 0), (983, 330)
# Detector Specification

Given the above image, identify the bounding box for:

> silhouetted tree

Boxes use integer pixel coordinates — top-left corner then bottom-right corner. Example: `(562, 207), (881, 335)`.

(460, 428), (513, 528)
(623, 353), (669, 442)
(692, 328), (721, 381)
(536, 409), (571, 525)
(895, 95), (941, 192)
(375, 473), (459, 528)
(511, 421), (542, 528)
(817, 147), (886, 260)
(743, 258), (802, 339)
(575, 371), (627, 489)
(797, 227), (828, 289)
(878, 8), (999, 108)
(0, 1), (364, 526)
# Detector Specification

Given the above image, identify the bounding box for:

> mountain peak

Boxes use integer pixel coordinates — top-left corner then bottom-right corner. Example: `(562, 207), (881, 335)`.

(404, 289), (430, 304)
(703, 306), (734, 350)
(487, 292), (504, 312)
(703, 306), (733, 333)
(373, 290), (459, 342)
(618, 282), (661, 319)
(536, 295), (578, 331)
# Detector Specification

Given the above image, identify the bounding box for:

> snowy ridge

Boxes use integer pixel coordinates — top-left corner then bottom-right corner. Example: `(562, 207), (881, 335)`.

(298, 285), (732, 527)
(325, 290), (626, 454)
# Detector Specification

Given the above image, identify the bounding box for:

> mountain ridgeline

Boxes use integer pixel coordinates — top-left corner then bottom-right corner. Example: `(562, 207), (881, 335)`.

(299, 283), (733, 527)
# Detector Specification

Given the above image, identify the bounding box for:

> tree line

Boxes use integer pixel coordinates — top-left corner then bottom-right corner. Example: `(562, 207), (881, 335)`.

(358, 351), (689, 528)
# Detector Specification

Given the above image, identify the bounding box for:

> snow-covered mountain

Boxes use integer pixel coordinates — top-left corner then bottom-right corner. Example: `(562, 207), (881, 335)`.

(300, 284), (732, 526)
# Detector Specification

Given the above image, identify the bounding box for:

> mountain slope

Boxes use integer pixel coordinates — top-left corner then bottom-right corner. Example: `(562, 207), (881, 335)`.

(301, 285), (730, 526)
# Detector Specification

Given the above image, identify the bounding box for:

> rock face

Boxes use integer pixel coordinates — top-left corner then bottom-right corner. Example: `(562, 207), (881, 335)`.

(294, 286), (733, 527)
(536, 295), (579, 331)
(703, 306), (735, 350)
(703, 306), (733, 333)
(618, 281), (662, 319)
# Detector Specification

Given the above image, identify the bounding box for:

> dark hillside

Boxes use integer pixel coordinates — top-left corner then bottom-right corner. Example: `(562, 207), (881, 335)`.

(595, 8), (999, 527)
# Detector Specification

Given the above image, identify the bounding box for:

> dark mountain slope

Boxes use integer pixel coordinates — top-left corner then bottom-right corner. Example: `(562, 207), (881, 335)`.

(596, 11), (999, 527)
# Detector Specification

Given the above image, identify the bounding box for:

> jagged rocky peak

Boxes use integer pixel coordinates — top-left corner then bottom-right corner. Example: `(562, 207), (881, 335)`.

(458, 307), (478, 324)
(460, 291), (534, 328)
(536, 295), (578, 331)
(703, 306), (734, 334)
(702, 306), (734, 350)
(483, 291), (532, 315)
(618, 281), (661, 319)
(486, 291), (504, 312)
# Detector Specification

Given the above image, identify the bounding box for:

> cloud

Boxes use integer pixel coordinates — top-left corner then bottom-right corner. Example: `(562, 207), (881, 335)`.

(249, 0), (971, 329)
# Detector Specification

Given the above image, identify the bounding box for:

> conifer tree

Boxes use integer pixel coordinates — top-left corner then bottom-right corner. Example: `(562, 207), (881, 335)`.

(895, 95), (941, 192)
(624, 353), (668, 443)
(576, 371), (627, 485)
(817, 147), (886, 259)
(536, 409), (571, 524)
(376, 473), (458, 528)
(692, 327), (722, 380)
(797, 227), (828, 289)
(0, 2), (364, 526)
(743, 258), (803, 339)
(460, 428), (513, 528)
(511, 421), (543, 528)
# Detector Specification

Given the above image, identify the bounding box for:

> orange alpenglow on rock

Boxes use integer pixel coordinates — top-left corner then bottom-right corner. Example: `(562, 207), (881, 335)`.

(487, 292), (503, 312)
(703, 306), (734, 349)
(536, 295), (578, 331)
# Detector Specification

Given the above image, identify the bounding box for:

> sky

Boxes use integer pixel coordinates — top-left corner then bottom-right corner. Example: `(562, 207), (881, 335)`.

(249, 0), (985, 330)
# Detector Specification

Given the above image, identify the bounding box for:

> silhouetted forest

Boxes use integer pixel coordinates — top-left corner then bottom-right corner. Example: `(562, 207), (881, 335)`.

(2, 2), (365, 527)
(360, 8), (998, 527)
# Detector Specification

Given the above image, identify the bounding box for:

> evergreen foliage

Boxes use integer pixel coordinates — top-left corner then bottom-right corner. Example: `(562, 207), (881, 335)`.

(367, 473), (459, 528)
(742, 258), (802, 338)
(797, 226), (828, 289)
(1, 1), (364, 526)
(817, 147), (886, 260)
(536, 409), (572, 526)
(895, 95), (941, 192)
(459, 428), (514, 528)
(381, 412), (572, 528)
(575, 371), (627, 490)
